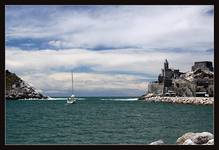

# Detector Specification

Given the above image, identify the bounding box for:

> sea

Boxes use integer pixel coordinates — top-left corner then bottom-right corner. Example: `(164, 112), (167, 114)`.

(5, 97), (213, 144)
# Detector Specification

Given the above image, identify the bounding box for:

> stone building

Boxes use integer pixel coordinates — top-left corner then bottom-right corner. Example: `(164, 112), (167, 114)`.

(148, 59), (183, 96)
(192, 61), (213, 72)
(159, 59), (184, 95)
(147, 59), (214, 97)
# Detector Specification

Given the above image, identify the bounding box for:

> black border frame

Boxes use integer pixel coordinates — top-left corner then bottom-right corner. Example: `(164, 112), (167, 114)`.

(0, 0), (217, 150)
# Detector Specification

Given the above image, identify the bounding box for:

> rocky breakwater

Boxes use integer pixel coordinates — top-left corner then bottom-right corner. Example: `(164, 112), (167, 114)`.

(149, 132), (214, 145)
(6, 70), (48, 100)
(138, 93), (213, 105)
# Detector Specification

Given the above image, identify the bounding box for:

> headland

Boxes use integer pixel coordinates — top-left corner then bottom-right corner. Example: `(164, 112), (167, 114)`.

(139, 60), (214, 105)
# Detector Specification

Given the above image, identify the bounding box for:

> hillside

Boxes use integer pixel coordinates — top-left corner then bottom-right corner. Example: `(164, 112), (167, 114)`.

(6, 70), (48, 100)
(140, 60), (214, 99)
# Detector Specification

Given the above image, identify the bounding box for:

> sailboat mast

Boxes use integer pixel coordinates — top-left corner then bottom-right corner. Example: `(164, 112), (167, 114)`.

(72, 71), (74, 94)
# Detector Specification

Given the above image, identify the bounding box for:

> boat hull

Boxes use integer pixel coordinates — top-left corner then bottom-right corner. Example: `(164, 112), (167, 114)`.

(67, 97), (76, 104)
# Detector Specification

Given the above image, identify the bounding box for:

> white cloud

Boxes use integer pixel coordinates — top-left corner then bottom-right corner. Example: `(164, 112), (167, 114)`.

(20, 72), (148, 97)
(48, 40), (62, 48)
(5, 47), (213, 96)
(6, 47), (213, 74)
(6, 5), (213, 51)
(5, 5), (214, 96)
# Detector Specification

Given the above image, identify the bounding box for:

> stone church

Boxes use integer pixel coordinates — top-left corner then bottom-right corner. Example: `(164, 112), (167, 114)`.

(148, 59), (214, 97)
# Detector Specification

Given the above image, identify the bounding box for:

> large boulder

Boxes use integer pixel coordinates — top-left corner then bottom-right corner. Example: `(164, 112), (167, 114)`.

(149, 139), (164, 145)
(191, 132), (214, 144)
(182, 139), (196, 145)
(176, 132), (196, 144)
(205, 139), (214, 145)
(176, 132), (213, 145)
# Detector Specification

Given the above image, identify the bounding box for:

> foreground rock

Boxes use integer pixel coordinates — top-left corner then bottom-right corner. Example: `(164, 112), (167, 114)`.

(149, 140), (164, 145)
(149, 132), (214, 145)
(182, 139), (196, 145)
(139, 94), (213, 105)
(205, 139), (214, 145)
(176, 132), (196, 144)
(6, 70), (48, 100)
(177, 132), (214, 145)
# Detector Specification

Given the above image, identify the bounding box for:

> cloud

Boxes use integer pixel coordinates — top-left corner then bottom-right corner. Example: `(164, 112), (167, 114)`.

(19, 71), (148, 97)
(6, 5), (213, 51)
(5, 5), (214, 96)
(6, 47), (213, 96)
(48, 40), (62, 48)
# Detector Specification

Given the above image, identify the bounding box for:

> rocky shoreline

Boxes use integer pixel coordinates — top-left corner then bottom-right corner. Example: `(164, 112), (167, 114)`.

(6, 70), (48, 100)
(139, 93), (213, 105)
(149, 132), (214, 145)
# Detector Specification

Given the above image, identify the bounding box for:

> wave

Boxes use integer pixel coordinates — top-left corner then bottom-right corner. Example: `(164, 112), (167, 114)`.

(51, 97), (86, 101)
(16, 97), (137, 101)
(76, 98), (86, 100)
(18, 98), (48, 101)
(100, 98), (138, 101)
(50, 97), (66, 100)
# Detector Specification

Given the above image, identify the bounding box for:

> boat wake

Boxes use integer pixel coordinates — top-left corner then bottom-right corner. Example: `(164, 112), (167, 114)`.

(100, 98), (138, 101)
(50, 97), (86, 101)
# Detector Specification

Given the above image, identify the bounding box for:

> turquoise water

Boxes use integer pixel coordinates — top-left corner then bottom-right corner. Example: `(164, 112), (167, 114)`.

(6, 97), (213, 144)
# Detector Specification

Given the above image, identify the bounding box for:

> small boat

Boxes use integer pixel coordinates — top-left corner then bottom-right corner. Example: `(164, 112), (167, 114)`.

(67, 71), (76, 104)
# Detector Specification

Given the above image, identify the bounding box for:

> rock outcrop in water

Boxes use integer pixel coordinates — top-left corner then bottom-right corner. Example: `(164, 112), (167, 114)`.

(142, 60), (214, 97)
(6, 70), (48, 100)
(149, 139), (164, 145)
(139, 60), (214, 105)
(149, 132), (214, 145)
(139, 95), (213, 105)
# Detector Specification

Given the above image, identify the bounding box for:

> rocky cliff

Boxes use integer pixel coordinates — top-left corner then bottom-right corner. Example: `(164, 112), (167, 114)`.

(6, 70), (48, 100)
(143, 60), (214, 98)
(173, 69), (214, 97)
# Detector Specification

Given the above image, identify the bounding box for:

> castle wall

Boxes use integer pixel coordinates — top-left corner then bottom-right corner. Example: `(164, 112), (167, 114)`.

(192, 61), (213, 72)
(147, 59), (214, 97)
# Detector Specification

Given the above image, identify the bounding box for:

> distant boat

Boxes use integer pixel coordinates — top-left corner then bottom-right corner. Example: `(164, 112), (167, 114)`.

(67, 71), (76, 104)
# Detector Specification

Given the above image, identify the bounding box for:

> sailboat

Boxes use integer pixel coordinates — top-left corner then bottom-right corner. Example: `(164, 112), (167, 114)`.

(67, 71), (76, 104)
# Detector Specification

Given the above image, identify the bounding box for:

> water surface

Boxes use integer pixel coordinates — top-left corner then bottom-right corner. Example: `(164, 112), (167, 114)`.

(6, 97), (213, 144)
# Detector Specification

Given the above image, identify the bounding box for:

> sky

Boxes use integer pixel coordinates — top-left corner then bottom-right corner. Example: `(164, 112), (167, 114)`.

(5, 5), (214, 97)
